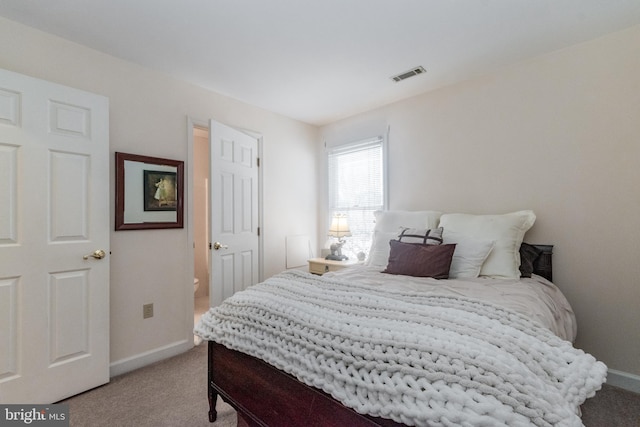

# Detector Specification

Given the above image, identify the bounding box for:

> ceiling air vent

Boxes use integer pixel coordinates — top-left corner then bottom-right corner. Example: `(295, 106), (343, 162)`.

(391, 66), (426, 82)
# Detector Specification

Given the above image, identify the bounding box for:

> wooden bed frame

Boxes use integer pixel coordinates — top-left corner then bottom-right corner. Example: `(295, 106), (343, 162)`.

(206, 245), (553, 426)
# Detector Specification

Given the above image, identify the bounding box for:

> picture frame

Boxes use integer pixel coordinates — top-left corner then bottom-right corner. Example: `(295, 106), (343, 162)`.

(143, 170), (178, 211)
(115, 152), (184, 230)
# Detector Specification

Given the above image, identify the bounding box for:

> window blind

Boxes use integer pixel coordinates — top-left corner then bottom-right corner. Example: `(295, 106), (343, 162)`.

(327, 137), (386, 258)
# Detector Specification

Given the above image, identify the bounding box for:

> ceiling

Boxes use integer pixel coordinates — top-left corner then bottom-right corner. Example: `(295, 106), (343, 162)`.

(2, 1), (640, 126)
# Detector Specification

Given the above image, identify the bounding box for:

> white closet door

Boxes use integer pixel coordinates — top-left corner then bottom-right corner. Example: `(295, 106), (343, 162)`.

(0, 68), (110, 403)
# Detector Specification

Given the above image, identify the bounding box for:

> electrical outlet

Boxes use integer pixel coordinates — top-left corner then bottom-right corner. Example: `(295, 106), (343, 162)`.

(143, 303), (154, 319)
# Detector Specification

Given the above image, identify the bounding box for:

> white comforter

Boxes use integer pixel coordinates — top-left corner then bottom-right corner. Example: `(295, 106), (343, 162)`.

(326, 265), (577, 342)
(195, 270), (606, 427)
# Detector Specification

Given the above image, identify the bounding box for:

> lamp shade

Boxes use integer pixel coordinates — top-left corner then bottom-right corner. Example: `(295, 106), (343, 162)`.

(328, 214), (352, 239)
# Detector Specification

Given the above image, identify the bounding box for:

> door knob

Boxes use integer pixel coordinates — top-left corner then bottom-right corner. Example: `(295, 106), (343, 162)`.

(212, 242), (228, 250)
(83, 249), (106, 260)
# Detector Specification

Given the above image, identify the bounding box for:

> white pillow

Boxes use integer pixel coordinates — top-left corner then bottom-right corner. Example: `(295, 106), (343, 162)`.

(373, 210), (442, 232)
(367, 230), (400, 267)
(366, 210), (443, 266)
(443, 230), (494, 279)
(439, 210), (536, 278)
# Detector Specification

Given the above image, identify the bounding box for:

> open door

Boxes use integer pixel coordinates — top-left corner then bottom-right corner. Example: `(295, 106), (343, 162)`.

(0, 69), (110, 403)
(209, 120), (260, 307)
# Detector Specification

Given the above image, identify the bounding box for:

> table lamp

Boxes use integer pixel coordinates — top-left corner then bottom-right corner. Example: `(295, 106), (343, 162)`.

(326, 214), (351, 260)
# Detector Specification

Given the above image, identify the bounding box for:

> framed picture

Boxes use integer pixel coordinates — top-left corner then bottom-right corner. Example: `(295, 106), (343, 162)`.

(115, 152), (184, 230)
(143, 170), (178, 211)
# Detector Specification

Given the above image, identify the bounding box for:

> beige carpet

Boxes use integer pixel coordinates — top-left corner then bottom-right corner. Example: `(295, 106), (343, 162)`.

(61, 343), (235, 427)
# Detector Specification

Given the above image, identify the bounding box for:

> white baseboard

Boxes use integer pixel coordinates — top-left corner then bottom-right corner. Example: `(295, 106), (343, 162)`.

(607, 368), (640, 394)
(109, 339), (192, 378)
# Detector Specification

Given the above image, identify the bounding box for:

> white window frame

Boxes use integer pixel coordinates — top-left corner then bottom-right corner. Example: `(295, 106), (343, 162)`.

(326, 136), (388, 260)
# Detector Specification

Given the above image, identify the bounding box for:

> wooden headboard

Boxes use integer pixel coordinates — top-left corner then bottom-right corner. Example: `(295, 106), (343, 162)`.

(531, 244), (553, 282)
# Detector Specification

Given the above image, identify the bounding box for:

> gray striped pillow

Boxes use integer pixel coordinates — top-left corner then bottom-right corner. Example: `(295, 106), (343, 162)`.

(397, 227), (443, 245)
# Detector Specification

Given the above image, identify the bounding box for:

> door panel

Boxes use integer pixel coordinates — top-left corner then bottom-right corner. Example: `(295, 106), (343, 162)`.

(0, 144), (18, 244)
(50, 151), (90, 241)
(240, 177), (253, 232)
(220, 171), (234, 233)
(49, 270), (89, 365)
(49, 101), (91, 138)
(240, 251), (253, 289)
(0, 68), (109, 404)
(210, 120), (259, 307)
(0, 277), (18, 381)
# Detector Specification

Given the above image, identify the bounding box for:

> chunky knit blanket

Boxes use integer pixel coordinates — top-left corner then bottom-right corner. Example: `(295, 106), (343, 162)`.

(195, 270), (606, 427)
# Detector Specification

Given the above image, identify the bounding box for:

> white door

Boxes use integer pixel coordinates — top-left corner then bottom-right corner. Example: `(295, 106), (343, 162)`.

(209, 120), (259, 307)
(0, 69), (110, 403)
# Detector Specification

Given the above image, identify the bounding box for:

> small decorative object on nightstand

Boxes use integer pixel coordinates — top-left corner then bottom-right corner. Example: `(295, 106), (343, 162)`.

(326, 213), (351, 260)
(308, 258), (358, 275)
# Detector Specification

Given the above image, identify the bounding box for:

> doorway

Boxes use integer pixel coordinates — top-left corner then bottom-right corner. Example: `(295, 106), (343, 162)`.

(192, 126), (210, 333)
(188, 118), (263, 344)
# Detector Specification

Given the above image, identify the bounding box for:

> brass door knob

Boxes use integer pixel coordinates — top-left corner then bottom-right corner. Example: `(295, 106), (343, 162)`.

(83, 249), (106, 260)
(212, 242), (228, 250)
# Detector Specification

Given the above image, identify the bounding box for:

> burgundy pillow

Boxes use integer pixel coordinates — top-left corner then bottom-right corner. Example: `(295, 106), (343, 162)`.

(382, 240), (456, 279)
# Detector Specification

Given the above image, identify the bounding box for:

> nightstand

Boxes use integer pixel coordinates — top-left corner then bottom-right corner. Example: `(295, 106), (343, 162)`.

(308, 258), (358, 275)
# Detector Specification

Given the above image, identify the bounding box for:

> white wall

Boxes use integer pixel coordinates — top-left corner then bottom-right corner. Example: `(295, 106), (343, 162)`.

(0, 17), (319, 372)
(4, 12), (639, 384)
(321, 25), (640, 379)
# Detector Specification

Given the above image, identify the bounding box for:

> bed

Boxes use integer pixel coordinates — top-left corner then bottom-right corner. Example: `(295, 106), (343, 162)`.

(195, 210), (607, 426)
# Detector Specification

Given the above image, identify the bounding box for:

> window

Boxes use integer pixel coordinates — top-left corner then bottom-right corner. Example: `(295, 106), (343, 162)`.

(327, 137), (386, 259)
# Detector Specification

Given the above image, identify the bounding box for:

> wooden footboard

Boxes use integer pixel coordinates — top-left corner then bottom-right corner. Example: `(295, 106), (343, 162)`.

(208, 341), (403, 426)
